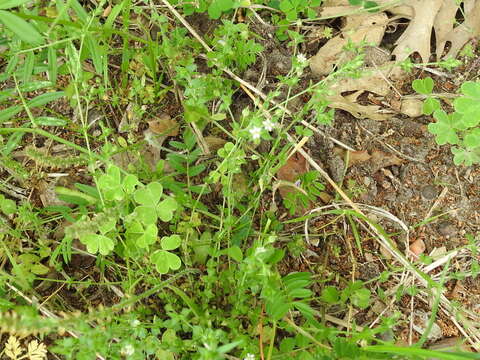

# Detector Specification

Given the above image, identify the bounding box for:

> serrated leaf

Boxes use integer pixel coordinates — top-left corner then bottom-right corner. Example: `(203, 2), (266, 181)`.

(161, 234), (181, 251)
(321, 286), (339, 304)
(412, 77), (434, 95)
(0, 10), (43, 44)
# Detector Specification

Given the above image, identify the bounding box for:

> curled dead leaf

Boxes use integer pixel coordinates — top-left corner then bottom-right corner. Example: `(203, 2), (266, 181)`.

(400, 98), (423, 118)
(409, 238), (426, 257)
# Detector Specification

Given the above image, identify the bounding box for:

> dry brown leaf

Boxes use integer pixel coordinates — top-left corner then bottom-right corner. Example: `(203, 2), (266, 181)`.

(204, 136), (227, 151)
(148, 113), (179, 136)
(392, 0), (443, 62)
(442, 0), (480, 59)
(276, 152), (309, 202)
(370, 150), (403, 172)
(409, 238), (426, 257)
(326, 94), (390, 120)
(400, 98), (423, 117)
(433, 0), (459, 57)
(347, 150), (371, 166)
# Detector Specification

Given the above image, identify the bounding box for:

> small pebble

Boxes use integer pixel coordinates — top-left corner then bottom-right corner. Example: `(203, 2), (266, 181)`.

(437, 221), (457, 237)
(421, 185), (438, 200)
(409, 238), (426, 257)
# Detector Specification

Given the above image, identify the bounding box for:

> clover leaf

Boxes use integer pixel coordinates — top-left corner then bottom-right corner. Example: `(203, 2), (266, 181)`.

(464, 128), (480, 149)
(97, 165), (124, 201)
(451, 147), (480, 166)
(80, 234), (115, 255)
(428, 109), (459, 145)
(133, 182), (177, 224)
(412, 77), (434, 95)
(150, 235), (182, 274)
(453, 81), (480, 128)
(0, 194), (16, 215)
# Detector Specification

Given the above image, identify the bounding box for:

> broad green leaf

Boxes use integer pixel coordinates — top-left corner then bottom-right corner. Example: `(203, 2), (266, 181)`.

(157, 197), (177, 222)
(0, 197), (16, 215)
(0, 10), (43, 44)
(81, 234), (114, 255)
(351, 287), (371, 309)
(0, 0), (32, 9)
(207, 0), (234, 19)
(98, 218), (116, 234)
(227, 245), (242, 262)
(428, 109), (459, 145)
(55, 186), (97, 205)
(134, 182), (163, 206)
(461, 81), (480, 98)
(161, 235), (181, 251)
(165, 251), (181, 270)
(412, 77), (434, 95)
(30, 263), (50, 275)
(454, 81), (480, 124)
(266, 295), (289, 320)
(288, 288), (312, 298)
(321, 286), (339, 304)
(137, 223), (158, 248)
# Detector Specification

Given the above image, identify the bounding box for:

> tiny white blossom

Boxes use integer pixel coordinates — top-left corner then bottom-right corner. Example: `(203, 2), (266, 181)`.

(121, 344), (135, 356)
(297, 53), (308, 64)
(249, 126), (262, 140)
(244, 353), (255, 360)
(262, 119), (275, 132)
(131, 319), (140, 327)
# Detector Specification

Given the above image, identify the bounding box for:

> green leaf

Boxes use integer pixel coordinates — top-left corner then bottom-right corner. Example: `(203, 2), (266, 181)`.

(428, 109), (459, 145)
(81, 234), (114, 255)
(463, 128), (480, 149)
(422, 97), (440, 115)
(135, 205), (157, 224)
(227, 245), (243, 262)
(134, 182), (163, 206)
(151, 249), (182, 274)
(0, 0), (32, 9)
(412, 77), (434, 95)
(122, 174), (139, 194)
(97, 166), (124, 201)
(208, 0), (234, 19)
(157, 196), (177, 222)
(321, 286), (339, 304)
(28, 91), (65, 107)
(47, 46), (57, 84)
(30, 263), (50, 275)
(35, 116), (67, 126)
(0, 197), (16, 215)
(351, 287), (371, 309)
(451, 147), (480, 166)
(267, 295), (290, 320)
(288, 288), (312, 298)
(348, 0), (363, 5)
(453, 81), (480, 125)
(0, 10), (43, 44)
(137, 223), (158, 248)
(161, 235), (181, 251)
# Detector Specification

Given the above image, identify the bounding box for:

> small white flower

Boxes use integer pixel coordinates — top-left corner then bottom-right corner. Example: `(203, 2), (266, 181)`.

(262, 119), (275, 132)
(249, 126), (262, 140)
(244, 353), (255, 360)
(297, 53), (308, 64)
(131, 319), (140, 327)
(121, 344), (135, 356)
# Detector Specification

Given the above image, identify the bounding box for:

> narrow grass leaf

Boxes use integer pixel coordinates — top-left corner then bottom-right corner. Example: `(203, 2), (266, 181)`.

(0, 0), (31, 10)
(22, 51), (34, 83)
(35, 116), (67, 126)
(47, 46), (57, 83)
(105, 1), (124, 28)
(0, 105), (22, 123)
(28, 91), (65, 107)
(0, 10), (43, 44)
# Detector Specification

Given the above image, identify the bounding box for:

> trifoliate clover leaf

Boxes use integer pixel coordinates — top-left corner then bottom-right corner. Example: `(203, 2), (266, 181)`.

(412, 77), (434, 95)
(80, 234), (114, 255)
(97, 165), (124, 201)
(161, 235), (181, 251)
(134, 182), (163, 206)
(451, 146), (480, 166)
(137, 223), (158, 248)
(98, 217), (116, 234)
(150, 250), (181, 274)
(453, 81), (480, 126)
(428, 109), (459, 145)
(122, 174), (139, 194)
(135, 205), (158, 224)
